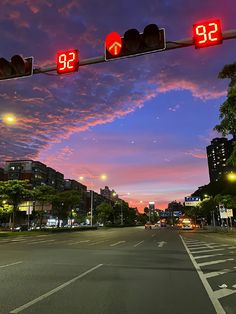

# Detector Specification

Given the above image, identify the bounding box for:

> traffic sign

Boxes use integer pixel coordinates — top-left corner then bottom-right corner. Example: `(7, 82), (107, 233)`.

(219, 204), (228, 219)
(184, 196), (201, 207)
(227, 209), (233, 218)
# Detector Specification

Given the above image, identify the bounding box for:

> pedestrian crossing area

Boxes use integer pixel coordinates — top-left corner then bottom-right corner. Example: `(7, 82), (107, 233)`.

(181, 236), (236, 314)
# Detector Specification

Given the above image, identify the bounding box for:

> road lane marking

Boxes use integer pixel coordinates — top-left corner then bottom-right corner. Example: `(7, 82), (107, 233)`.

(27, 240), (56, 245)
(190, 244), (231, 251)
(187, 242), (216, 247)
(195, 253), (224, 260)
(180, 235), (225, 314)
(110, 241), (126, 247)
(198, 258), (234, 267)
(0, 261), (22, 268)
(214, 286), (236, 299)
(204, 269), (234, 279)
(88, 240), (108, 246)
(157, 241), (167, 248)
(68, 240), (90, 245)
(10, 264), (103, 314)
(134, 240), (144, 247)
(191, 248), (228, 254)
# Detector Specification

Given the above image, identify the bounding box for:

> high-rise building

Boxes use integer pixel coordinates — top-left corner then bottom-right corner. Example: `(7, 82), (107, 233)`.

(206, 137), (235, 182)
(100, 186), (117, 201)
(3, 160), (65, 190)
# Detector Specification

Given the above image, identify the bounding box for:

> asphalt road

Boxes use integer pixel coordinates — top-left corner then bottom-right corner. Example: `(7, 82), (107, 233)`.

(0, 227), (235, 314)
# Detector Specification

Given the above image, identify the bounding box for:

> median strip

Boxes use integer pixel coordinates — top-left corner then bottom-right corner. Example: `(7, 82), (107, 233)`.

(10, 264), (103, 313)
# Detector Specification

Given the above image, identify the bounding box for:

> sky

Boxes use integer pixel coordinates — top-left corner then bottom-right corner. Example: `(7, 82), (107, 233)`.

(0, 0), (236, 211)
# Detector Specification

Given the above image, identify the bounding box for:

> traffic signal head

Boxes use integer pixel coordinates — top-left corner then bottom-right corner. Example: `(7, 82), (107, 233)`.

(0, 55), (33, 80)
(105, 24), (166, 61)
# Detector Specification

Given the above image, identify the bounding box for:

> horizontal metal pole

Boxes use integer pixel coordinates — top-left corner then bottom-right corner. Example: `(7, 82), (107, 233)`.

(33, 29), (236, 75)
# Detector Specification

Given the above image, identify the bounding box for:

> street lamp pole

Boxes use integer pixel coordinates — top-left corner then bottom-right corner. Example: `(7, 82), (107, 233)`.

(90, 190), (93, 227)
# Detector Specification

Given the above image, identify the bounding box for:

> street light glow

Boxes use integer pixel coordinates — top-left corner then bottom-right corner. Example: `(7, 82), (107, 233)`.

(227, 172), (236, 182)
(100, 174), (107, 181)
(2, 113), (17, 125)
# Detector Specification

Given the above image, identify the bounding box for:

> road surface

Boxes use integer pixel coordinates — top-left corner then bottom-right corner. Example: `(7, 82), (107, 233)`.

(0, 227), (235, 313)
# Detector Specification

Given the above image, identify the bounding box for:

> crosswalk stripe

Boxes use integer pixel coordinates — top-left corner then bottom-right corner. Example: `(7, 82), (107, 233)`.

(194, 253), (223, 259)
(198, 258), (234, 267)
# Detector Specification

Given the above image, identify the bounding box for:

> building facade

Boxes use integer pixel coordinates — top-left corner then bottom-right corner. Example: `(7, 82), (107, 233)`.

(3, 160), (65, 190)
(206, 138), (235, 182)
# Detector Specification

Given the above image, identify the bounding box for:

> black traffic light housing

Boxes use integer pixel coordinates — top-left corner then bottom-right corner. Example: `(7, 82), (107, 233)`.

(105, 24), (166, 61)
(0, 55), (33, 80)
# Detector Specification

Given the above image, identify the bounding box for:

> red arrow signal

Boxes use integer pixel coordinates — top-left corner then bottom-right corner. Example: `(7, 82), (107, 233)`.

(105, 32), (122, 57)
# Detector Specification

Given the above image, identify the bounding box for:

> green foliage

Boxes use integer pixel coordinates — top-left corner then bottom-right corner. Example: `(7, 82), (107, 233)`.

(96, 202), (114, 224)
(33, 185), (56, 228)
(214, 61), (236, 166)
(214, 194), (236, 208)
(0, 180), (33, 229)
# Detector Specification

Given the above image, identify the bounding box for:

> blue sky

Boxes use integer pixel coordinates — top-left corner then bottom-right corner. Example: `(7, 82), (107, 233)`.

(0, 0), (235, 210)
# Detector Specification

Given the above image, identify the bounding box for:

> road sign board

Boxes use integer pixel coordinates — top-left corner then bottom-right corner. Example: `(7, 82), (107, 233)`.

(227, 209), (233, 218)
(184, 196), (201, 207)
(219, 204), (228, 219)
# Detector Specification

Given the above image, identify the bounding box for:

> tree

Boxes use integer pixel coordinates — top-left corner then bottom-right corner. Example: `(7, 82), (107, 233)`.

(58, 190), (81, 227)
(214, 61), (236, 166)
(96, 202), (114, 225)
(0, 180), (32, 230)
(33, 185), (56, 228)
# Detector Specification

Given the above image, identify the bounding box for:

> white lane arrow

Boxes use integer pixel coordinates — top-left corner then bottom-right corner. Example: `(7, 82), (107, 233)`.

(157, 241), (167, 248)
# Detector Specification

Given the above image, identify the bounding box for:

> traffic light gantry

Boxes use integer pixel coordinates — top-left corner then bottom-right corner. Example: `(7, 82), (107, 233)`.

(0, 55), (33, 81)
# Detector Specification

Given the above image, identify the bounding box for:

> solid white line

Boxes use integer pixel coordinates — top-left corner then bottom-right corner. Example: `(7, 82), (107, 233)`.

(198, 258), (234, 267)
(180, 235), (225, 314)
(134, 240), (144, 247)
(110, 241), (126, 247)
(195, 253), (223, 260)
(0, 261), (22, 268)
(10, 264), (103, 313)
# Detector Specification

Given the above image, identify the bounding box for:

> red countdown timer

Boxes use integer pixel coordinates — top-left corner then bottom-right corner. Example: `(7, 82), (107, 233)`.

(56, 49), (79, 74)
(193, 19), (222, 48)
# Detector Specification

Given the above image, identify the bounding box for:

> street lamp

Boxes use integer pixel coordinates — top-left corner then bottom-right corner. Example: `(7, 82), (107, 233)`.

(80, 173), (107, 226)
(113, 193), (130, 225)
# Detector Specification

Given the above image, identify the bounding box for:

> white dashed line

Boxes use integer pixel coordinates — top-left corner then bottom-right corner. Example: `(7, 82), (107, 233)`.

(110, 241), (126, 247)
(0, 261), (22, 268)
(134, 240), (144, 247)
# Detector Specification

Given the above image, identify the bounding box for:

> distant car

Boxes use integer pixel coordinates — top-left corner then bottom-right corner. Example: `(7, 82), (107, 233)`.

(182, 224), (193, 230)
